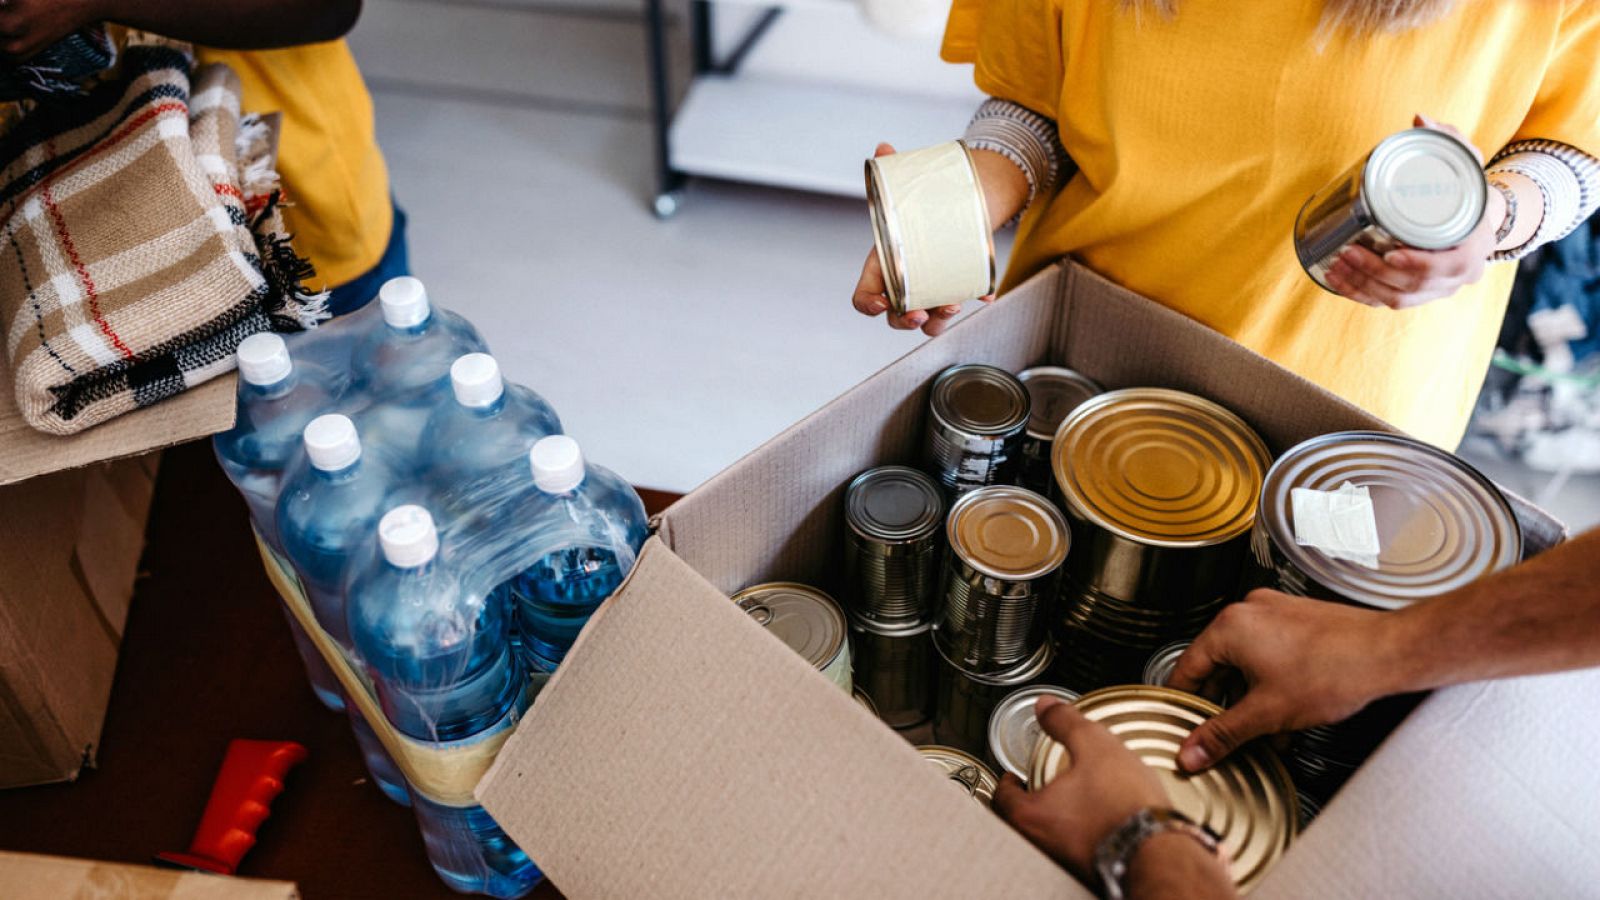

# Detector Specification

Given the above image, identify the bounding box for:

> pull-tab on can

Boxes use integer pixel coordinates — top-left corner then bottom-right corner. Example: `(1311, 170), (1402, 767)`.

(866, 140), (997, 314)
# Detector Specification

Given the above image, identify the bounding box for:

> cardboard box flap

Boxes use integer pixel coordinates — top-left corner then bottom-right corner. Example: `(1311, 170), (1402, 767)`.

(0, 850), (299, 899)
(1255, 667), (1600, 899)
(478, 537), (1081, 899)
(0, 367), (233, 487)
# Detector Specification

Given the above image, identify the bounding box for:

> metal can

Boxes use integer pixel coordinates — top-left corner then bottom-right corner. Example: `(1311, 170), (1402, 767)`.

(1294, 127), (1487, 293)
(865, 140), (997, 315)
(933, 637), (1055, 757)
(924, 364), (1030, 498)
(935, 485), (1069, 673)
(1253, 431), (1522, 611)
(986, 684), (1080, 782)
(1028, 686), (1297, 893)
(853, 687), (880, 718)
(1141, 640), (1191, 689)
(848, 614), (937, 728)
(917, 745), (1000, 809)
(843, 466), (945, 625)
(1015, 367), (1103, 499)
(1287, 691), (1423, 808)
(733, 583), (852, 692)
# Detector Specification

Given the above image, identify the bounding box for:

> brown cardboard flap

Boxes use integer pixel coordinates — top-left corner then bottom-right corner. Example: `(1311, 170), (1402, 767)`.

(0, 851), (299, 899)
(477, 537), (1081, 900)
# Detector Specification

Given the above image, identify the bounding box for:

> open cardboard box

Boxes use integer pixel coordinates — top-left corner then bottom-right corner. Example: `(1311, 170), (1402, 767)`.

(0, 850), (297, 899)
(478, 261), (1600, 898)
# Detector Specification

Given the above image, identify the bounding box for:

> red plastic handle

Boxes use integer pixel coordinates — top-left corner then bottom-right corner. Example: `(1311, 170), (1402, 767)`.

(156, 739), (308, 875)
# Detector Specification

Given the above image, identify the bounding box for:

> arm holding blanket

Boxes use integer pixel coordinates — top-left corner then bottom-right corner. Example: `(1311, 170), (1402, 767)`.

(0, 0), (361, 60)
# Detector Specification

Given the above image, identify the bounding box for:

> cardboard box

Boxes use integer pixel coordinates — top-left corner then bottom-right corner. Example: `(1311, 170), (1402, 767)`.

(0, 364), (233, 789)
(478, 262), (1599, 898)
(0, 850), (298, 899)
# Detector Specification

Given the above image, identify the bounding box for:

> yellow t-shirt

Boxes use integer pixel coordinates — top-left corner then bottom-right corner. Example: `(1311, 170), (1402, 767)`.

(943, 0), (1600, 448)
(198, 41), (391, 290)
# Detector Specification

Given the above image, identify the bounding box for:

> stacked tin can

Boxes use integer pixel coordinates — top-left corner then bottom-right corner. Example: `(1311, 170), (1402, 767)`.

(732, 583), (853, 692)
(1252, 431), (1522, 809)
(931, 485), (1069, 754)
(842, 466), (946, 727)
(1015, 367), (1103, 500)
(1049, 388), (1272, 692)
(923, 364), (1030, 498)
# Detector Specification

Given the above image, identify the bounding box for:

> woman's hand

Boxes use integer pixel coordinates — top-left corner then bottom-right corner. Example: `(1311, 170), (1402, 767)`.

(1325, 114), (1503, 310)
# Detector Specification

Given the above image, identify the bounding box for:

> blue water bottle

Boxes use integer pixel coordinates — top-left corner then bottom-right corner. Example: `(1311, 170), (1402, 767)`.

(419, 353), (562, 490)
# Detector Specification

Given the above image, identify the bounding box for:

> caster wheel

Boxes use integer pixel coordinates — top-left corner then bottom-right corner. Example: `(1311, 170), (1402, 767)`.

(653, 191), (682, 219)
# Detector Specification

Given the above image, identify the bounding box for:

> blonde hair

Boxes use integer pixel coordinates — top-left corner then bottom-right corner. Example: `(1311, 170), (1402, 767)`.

(1124, 0), (1455, 34)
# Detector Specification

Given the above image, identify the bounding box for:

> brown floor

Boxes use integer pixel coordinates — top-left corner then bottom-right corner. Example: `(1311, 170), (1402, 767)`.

(0, 439), (679, 899)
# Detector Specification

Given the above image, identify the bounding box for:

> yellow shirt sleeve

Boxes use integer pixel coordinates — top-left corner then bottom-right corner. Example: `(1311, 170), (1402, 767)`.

(1512, 0), (1600, 155)
(942, 0), (1066, 120)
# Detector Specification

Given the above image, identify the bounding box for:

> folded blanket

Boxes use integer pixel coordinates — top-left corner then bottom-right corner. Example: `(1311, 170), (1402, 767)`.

(0, 35), (325, 435)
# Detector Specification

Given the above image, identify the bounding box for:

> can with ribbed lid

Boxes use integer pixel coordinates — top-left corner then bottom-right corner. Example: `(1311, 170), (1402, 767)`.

(934, 486), (1069, 673)
(1028, 686), (1297, 893)
(924, 364), (1030, 498)
(986, 684), (1080, 782)
(1295, 128), (1487, 293)
(733, 583), (852, 692)
(844, 466), (946, 624)
(917, 745), (1000, 809)
(932, 637), (1055, 756)
(1141, 640), (1192, 688)
(1253, 431), (1521, 611)
(1051, 585), (1228, 693)
(1016, 367), (1103, 499)
(848, 613), (937, 728)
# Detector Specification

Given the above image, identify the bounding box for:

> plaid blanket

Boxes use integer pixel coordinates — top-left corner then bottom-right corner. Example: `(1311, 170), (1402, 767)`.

(0, 36), (326, 435)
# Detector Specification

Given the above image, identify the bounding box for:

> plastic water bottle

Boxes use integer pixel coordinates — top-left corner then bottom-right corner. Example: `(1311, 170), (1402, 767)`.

(420, 353), (563, 490)
(276, 414), (412, 806)
(214, 333), (346, 712)
(510, 436), (649, 674)
(348, 505), (542, 898)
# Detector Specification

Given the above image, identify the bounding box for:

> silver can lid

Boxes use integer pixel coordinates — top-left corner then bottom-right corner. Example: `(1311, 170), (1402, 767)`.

(917, 745), (999, 808)
(732, 583), (848, 670)
(846, 466), (945, 544)
(849, 612), (935, 639)
(1018, 367), (1104, 442)
(935, 633), (1057, 687)
(930, 364), (1030, 437)
(987, 685), (1082, 781)
(1142, 640), (1192, 688)
(947, 485), (1071, 580)
(1259, 431), (1522, 610)
(1364, 128), (1486, 250)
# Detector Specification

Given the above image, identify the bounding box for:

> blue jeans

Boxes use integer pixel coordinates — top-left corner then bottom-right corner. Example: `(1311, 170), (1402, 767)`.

(326, 202), (410, 318)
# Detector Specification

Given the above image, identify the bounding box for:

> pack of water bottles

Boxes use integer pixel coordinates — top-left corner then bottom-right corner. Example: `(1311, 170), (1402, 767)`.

(212, 277), (648, 898)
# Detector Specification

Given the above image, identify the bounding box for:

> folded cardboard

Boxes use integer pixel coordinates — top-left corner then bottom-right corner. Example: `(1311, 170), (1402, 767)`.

(0, 850), (298, 899)
(478, 261), (1594, 898)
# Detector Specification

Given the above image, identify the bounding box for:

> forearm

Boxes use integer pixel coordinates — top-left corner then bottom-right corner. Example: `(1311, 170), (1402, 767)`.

(963, 97), (1068, 230)
(971, 148), (1032, 235)
(98, 0), (361, 49)
(1122, 833), (1235, 900)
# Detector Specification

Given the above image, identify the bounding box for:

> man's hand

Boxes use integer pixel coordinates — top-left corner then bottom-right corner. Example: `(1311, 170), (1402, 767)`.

(1168, 589), (1404, 772)
(992, 696), (1169, 878)
(0, 0), (103, 62)
(1324, 114), (1499, 310)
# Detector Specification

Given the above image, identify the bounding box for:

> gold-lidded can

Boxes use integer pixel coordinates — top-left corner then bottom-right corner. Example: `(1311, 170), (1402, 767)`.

(848, 613), (937, 729)
(933, 637), (1055, 757)
(1027, 686), (1297, 893)
(844, 465), (945, 625)
(935, 485), (1069, 673)
(917, 745), (1000, 809)
(986, 684), (1080, 783)
(865, 140), (996, 315)
(925, 364), (1031, 499)
(1015, 367), (1103, 500)
(733, 582), (852, 692)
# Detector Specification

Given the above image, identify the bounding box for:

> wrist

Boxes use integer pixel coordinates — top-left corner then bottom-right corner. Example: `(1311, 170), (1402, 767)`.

(1370, 604), (1432, 699)
(1122, 831), (1230, 899)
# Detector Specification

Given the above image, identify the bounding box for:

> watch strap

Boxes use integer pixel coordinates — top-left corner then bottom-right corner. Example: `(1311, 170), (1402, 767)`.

(1094, 807), (1221, 900)
(1487, 176), (1518, 245)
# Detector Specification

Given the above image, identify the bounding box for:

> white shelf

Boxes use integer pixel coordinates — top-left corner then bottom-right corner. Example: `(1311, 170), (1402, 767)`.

(668, 74), (979, 197)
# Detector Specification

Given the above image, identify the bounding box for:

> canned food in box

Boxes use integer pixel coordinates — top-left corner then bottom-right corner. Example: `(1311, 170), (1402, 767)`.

(849, 613), (937, 729)
(844, 466), (945, 625)
(932, 637), (1055, 757)
(986, 684), (1080, 783)
(1015, 367), (1102, 500)
(733, 583), (852, 692)
(925, 364), (1030, 499)
(917, 745), (1000, 809)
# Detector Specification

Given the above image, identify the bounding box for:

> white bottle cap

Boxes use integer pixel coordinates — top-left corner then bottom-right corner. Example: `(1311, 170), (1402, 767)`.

(378, 276), (432, 329)
(450, 353), (505, 408)
(236, 332), (292, 386)
(530, 435), (585, 493)
(378, 504), (440, 568)
(303, 414), (361, 472)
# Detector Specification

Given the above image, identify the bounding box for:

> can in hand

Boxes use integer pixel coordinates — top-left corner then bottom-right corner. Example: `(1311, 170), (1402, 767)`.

(866, 140), (996, 314)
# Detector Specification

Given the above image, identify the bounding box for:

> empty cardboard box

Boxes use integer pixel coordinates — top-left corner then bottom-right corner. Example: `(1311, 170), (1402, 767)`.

(477, 261), (1599, 898)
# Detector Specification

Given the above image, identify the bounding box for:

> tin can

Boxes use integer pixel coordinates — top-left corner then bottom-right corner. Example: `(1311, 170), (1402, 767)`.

(934, 485), (1069, 673)
(1294, 127), (1487, 293)
(843, 466), (945, 624)
(1253, 431), (1522, 611)
(1141, 640), (1191, 689)
(924, 364), (1030, 498)
(733, 583), (852, 692)
(1028, 686), (1297, 893)
(932, 637), (1055, 757)
(986, 684), (1080, 782)
(853, 687), (879, 718)
(1287, 691), (1423, 807)
(917, 745), (999, 809)
(1015, 367), (1103, 499)
(866, 140), (997, 315)
(848, 613), (937, 728)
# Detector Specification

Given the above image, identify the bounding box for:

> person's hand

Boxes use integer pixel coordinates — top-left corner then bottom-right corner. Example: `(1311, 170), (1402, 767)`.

(851, 142), (998, 337)
(1324, 114), (1501, 310)
(1168, 588), (1405, 772)
(992, 696), (1169, 879)
(0, 0), (104, 62)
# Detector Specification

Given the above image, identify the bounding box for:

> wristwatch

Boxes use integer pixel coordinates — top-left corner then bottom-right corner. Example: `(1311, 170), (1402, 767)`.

(1094, 807), (1222, 900)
